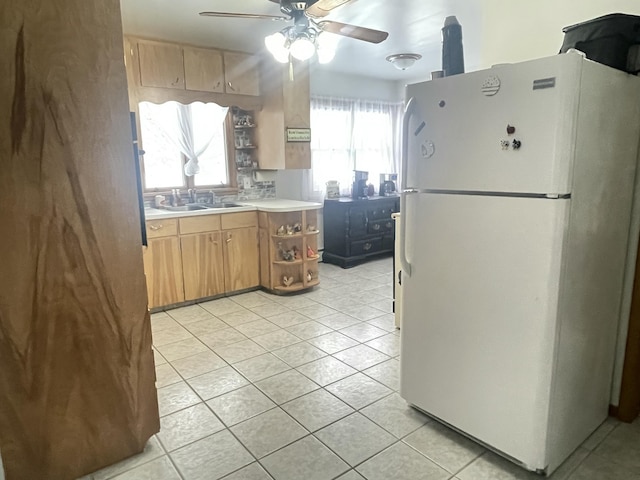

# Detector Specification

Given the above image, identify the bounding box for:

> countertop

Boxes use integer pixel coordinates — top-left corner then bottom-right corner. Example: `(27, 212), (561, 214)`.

(144, 198), (322, 220)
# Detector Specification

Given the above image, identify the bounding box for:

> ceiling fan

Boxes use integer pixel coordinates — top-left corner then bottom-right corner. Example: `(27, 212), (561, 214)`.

(199, 0), (389, 63)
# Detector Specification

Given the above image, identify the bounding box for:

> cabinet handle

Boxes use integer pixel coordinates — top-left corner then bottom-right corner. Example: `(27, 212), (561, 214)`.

(148, 224), (163, 231)
(226, 233), (232, 243)
(363, 242), (372, 251)
(171, 77), (180, 85)
(227, 81), (236, 92)
(372, 224), (381, 230)
(215, 81), (221, 88)
(386, 222), (393, 229)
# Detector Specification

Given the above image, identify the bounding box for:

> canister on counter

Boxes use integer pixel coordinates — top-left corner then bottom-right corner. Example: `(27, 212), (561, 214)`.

(326, 180), (340, 198)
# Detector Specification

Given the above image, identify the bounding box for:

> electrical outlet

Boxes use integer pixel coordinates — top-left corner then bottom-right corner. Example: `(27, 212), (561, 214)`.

(243, 177), (252, 189)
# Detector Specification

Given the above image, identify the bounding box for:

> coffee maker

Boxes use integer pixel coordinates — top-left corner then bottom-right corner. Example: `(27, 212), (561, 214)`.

(352, 170), (369, 199)
(379, 173), (398, 196)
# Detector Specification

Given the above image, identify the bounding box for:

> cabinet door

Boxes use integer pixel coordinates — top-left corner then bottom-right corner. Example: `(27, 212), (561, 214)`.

(223, 227), (259, 292)
(143, 237), (185, 308)
(223, 52), (260, 96)
(137, 41), (184, 89)
(183, 46), (224, 92)
(181, 233), (225, 301)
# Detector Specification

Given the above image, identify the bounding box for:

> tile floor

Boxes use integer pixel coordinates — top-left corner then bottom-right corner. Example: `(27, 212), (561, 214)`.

(85, 257), (640, 480)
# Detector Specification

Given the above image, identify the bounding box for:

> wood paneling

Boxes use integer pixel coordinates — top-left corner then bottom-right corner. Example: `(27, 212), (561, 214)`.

(220, 211), (258, 230)
(179, 215), (221, 235)
(181, 233), (225, 301)
(143, 238), (185, 308)
(617, 235), (640, 422)
(0, 1), (159, 478)
(184, 46), (224, 93)
(256, 60), (311, 169)
(223, 227), (260, 291)
(137, 40), (185, 89)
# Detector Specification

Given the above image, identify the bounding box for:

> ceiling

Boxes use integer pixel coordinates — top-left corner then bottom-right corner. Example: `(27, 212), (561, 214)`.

(119, 0), (484, 82)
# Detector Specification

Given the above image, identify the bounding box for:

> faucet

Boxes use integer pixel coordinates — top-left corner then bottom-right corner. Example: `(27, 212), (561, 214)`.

(188, 188), (197, 203)
(209, 189), (217, 205)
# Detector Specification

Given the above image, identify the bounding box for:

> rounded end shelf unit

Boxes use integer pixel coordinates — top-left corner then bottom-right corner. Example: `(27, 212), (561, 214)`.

(258, 208), (321, 293)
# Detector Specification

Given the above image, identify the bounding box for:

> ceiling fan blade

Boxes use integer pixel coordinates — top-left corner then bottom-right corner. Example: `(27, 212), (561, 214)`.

(319, 20), (389, 43)
(199, 11), (288, 21)
(306, 0), (354, 18)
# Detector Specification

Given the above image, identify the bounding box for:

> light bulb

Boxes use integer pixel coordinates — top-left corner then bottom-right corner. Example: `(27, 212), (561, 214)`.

(265, 32), (289, 63)
(289, 36), (315, 61)
(317, 46), (335, 64)
(316, 32), (337, 64)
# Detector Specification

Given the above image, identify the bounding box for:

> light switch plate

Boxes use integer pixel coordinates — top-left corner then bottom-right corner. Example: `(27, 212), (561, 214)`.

(243, 177), (252, 189)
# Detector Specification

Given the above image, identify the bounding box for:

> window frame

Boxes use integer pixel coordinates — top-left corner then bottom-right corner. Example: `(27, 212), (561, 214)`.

(134, 101), (238, 197)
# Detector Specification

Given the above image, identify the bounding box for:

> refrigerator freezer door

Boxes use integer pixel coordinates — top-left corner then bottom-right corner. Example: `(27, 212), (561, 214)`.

(400, 192), (568, 471)
(405, 54), (583, 195)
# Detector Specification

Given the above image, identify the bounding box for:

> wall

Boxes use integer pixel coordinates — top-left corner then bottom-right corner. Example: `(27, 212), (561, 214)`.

(309, 68), (401, 101)
(480, 1), (640, 68)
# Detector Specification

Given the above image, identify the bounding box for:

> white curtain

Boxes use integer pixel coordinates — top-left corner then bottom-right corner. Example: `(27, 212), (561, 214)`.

(139, 101), (228, 177)
(310, 95), (403, 198)
(179, 102), (229, 176)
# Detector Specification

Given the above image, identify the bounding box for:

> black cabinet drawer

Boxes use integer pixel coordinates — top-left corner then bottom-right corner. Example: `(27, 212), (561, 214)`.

(348, 208), (367, 237)
(350, 237), (383, 256)
(367, 219), (394, 235)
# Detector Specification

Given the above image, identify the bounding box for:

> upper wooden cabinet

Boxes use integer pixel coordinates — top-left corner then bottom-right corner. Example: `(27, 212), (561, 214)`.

(223, 52), (260, 96)
(256, 59), (311, 169)
(137, 40), (185, 89)
(128, 37), (260, 97)
(183, 46), (224, 93)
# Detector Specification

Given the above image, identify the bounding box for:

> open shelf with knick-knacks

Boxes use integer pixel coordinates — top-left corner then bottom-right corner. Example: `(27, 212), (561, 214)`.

(258, 208), (320, 293)
(232, 107), (258, 169)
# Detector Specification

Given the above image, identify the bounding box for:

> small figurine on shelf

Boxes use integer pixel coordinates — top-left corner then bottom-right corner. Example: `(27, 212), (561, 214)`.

(306, 271), (312, 282)
(286, 225), (294, 235)
(283, 276), (294, 287)
(307, 245), (317, 258)
(293, 223), (302, 233)
(306, 224), (317, 233)
(277, 225), (286, 236)
(293, 246), (301, 260)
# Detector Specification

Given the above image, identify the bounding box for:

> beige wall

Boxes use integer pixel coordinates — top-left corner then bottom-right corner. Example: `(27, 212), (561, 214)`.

(480, 1), (640, 68)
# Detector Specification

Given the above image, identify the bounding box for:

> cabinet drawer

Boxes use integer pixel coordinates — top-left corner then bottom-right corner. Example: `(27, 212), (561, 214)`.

(350, 237), (383, 256)
(221, 211), (258, 230)
(367, 219), (394, 235)
(146, 219), (178, 238)
(179, 215), (221, 234)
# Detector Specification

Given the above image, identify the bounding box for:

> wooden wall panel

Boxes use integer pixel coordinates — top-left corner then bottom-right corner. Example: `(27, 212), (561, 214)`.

(0, 1), (159, 479)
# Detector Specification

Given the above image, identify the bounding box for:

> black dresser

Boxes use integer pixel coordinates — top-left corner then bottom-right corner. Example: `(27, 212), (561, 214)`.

(323, 196), (400, 268)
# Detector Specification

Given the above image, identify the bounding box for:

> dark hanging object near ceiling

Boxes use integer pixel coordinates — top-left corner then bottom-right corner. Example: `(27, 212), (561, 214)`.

(559, 13), (640, 74)
(442, 16), (465, 77)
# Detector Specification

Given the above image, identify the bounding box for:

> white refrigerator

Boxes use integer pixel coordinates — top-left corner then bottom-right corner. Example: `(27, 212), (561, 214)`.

(399, 52), (640, 475)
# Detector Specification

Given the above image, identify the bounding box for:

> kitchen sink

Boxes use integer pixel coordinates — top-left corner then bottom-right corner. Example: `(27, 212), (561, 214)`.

(162, 203), (244, 211)
(207, 203), (244, 208)
(163, 204), (209, 211)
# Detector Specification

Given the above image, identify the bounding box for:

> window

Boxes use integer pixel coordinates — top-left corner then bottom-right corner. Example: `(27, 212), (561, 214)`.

(138, 101), (232, 191)
(310, 96), (402, 196)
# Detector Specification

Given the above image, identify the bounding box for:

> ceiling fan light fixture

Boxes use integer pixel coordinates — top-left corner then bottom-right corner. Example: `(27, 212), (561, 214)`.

(386, 53), (422, 70)
(289, 35), (315, 61)
(265, 31), (290, 63)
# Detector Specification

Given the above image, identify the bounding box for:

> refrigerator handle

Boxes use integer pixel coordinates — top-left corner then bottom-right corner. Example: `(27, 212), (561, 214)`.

(400, 97), (418, 277)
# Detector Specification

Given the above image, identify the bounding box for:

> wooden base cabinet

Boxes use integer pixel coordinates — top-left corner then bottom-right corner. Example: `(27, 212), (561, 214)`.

(259, 209), (320, 292)
(224, 226), (260, 291)
(144, 212), (260, 309)
(181, 232), (225, 301)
